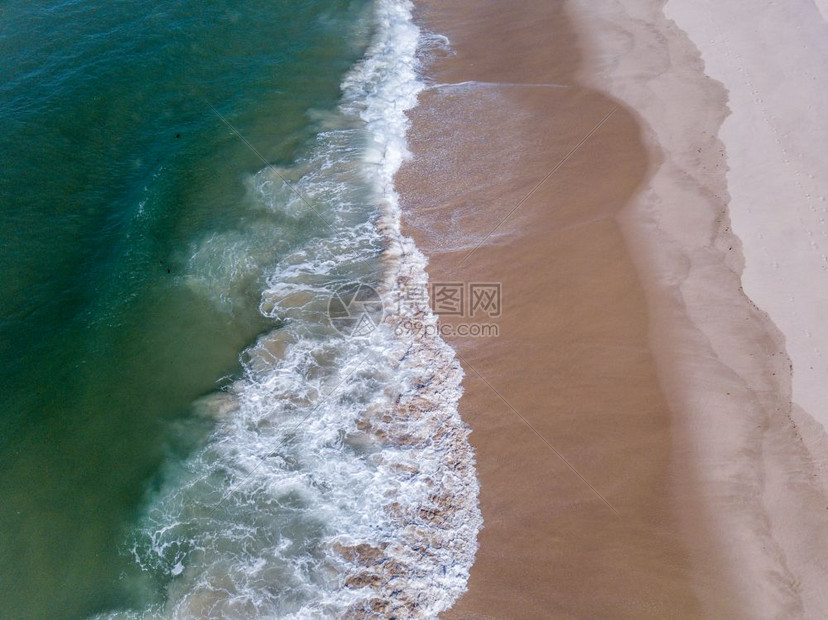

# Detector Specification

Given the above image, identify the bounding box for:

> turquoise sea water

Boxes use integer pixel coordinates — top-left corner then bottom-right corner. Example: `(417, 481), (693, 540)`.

(0, 1), (369, 616)
(0, 1), (481, 617)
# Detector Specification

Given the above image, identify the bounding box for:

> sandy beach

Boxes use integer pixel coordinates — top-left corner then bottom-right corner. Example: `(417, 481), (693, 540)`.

(398, 0), (828, 616)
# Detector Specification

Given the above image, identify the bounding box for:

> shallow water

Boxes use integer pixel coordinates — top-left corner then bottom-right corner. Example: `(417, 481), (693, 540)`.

(0, 1), (369, 615)
(0, 1), (480, 617)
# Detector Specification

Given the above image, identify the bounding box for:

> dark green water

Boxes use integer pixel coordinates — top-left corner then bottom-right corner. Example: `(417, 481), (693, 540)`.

(0, 1), (369, 616)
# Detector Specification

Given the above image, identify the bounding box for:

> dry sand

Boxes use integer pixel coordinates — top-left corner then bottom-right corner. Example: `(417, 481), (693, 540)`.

(665, 0), (828, 442)
(396, 0), (828, 617)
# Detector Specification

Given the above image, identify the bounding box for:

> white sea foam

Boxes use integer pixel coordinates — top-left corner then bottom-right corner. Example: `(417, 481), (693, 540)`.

(102, 1), (481, 619)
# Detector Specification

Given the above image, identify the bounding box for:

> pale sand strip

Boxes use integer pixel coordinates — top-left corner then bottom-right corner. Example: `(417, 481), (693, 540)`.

(662, 1), (828, 435)
(664, 0), (828, 491)
(398, 0), (828, 617)
(567, 0), (828, 615)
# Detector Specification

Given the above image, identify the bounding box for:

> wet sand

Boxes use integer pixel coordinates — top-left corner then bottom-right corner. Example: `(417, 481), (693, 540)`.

(397, 0), (828, 617)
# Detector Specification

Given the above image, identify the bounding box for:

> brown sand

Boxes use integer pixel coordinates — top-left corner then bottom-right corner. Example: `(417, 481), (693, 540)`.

(398, 1), (702, 617)
(397, 0), (828, 617)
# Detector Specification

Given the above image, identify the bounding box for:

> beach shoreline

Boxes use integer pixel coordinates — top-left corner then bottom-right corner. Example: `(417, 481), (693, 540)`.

(398, 0), (828, 616)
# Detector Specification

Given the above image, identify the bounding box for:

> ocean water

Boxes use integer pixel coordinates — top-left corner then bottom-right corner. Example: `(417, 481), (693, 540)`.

(0, 0), (480, 618)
